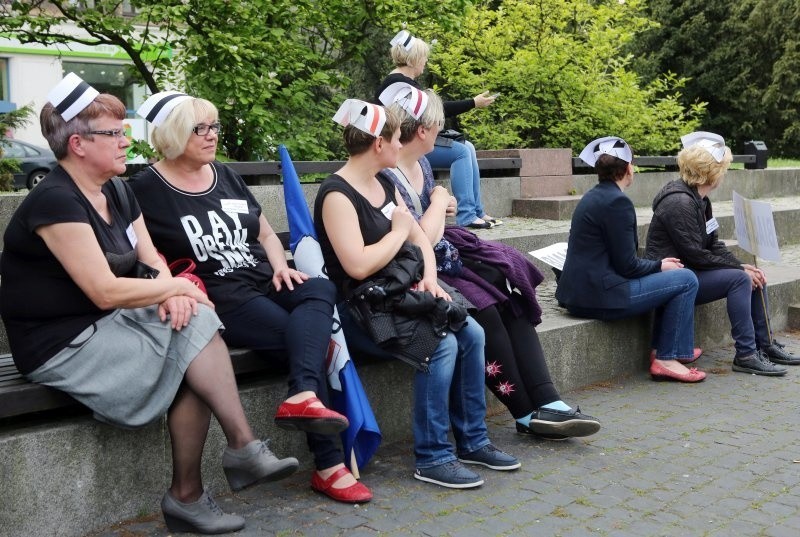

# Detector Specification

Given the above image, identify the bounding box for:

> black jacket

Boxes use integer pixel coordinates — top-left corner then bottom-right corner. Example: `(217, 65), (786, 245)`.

(346, 243), (469, 371)
(556, 181), (660, 310)
(645, 179), (741, 270)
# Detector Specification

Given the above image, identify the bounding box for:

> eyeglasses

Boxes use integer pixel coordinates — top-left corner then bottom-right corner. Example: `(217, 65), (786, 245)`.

(87, 129), (127, 138)
(192, 122), (222, 136)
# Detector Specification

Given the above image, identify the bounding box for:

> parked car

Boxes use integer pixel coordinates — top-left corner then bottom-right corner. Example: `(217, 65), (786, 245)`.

(0, 139), (58, 190)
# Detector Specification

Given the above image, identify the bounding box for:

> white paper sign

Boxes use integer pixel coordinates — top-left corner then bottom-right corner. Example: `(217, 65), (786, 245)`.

(732, 191), (781, 262)
(529, 242), (568, 271)
(705, 217), (719, 234)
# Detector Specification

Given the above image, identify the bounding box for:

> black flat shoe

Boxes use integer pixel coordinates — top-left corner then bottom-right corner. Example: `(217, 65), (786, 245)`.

(528, 406), (602, 438)
(466, 221), (492, 230)
(516, 421), (569, 441)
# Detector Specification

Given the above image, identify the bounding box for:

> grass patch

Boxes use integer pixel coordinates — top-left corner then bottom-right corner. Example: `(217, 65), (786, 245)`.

(768, 157), (800, 168)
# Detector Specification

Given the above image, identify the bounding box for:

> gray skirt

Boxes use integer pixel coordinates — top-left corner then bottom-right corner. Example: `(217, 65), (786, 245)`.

(28, 304), (223, 428)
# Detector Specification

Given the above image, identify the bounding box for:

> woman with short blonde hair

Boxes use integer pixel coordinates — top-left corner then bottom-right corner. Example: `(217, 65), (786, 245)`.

(646, 131), (796, 375)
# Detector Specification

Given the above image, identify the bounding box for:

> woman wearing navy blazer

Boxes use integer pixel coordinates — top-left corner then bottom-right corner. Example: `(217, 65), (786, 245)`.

(556, 137), (703, 382)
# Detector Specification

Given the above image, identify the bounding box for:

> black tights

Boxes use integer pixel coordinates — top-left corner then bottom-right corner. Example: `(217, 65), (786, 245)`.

(472, 305), (560, 419)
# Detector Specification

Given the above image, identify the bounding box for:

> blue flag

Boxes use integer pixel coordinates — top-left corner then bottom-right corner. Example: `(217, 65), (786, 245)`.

(280, 144), (381, 472)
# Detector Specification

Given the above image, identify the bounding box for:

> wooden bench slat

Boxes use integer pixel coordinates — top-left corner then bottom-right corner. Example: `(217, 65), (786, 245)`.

(0, 348), (279, 420)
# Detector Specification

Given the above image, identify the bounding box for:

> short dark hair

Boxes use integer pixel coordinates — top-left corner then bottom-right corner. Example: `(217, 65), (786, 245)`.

(342, 106), (403, 156)
(40, 94), (126, 159)
(595, 153), (632, 183)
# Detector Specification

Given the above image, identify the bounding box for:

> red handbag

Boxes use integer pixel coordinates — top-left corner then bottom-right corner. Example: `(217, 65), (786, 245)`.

(168, 258), (207, 294)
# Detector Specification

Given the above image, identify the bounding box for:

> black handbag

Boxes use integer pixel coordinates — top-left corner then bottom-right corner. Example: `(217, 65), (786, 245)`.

(434, 129), (466, 148)
(438, 129), (466, 143)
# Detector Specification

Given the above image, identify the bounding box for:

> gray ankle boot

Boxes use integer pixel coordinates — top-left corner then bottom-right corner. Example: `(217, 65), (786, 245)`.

(161, 490), (245, 534)
(222, 439), (299, 491)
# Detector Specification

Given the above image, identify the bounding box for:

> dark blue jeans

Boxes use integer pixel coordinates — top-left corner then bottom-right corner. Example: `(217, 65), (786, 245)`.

(567, 269), (698, 360)
(694, 268), (771, 358)
(218, 277), (341, 470)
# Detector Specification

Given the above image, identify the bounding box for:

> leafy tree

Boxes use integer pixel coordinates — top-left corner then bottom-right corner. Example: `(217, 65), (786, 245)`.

(0, 0), (468, 161)
(629, 0), (800, 156)
(426, 0), (704, 156)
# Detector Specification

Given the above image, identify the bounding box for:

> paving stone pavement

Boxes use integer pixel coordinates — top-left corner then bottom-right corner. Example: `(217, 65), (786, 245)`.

(87, 331), (800, 537)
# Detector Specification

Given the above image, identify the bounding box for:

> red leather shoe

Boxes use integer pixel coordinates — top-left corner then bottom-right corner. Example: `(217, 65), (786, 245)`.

(650, 360), (706, 383)
(649, 348), (703, 365)
(311, 467), (372, 503)
(275, 397), (349, 435)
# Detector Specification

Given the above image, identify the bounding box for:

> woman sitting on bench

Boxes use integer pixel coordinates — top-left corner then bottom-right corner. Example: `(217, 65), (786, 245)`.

(645, 131), (795, 376)
(314, 98), (519, 490)
(555, 136), (703, 383)
(128, 92), (371, 504)
(0, 75), (299, 534)
(378, 85), (601, 439)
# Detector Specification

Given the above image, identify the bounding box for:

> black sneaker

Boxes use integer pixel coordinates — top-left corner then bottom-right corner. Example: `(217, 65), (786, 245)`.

(762, 340), (800, 365)
(528, 406), (602, 438)
(414, 461), (484, 489)
(732, 350), (788, 376)
(458, 444), (521, 471)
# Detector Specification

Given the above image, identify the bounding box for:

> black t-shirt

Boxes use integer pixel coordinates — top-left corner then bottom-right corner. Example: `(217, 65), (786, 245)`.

(313, 173), (396, 300)
(128, 162), (274, 314)
(0, 166), (141, 374)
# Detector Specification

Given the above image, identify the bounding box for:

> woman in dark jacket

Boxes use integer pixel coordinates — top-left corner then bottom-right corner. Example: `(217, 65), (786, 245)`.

(645, 131), (795, 376)
(556, 136), (702, 383)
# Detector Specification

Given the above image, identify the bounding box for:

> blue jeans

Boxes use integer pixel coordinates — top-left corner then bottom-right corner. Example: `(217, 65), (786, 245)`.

(218, 278), (342, 470)
(339, 307), (490, 468)
(694, 269), (771, 358)
(567, 269), (698, 360)
(413, 319), (490, 467)
(427, 140), (485, 226)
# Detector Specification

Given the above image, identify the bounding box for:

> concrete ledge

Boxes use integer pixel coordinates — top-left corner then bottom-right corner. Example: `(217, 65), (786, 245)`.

(512, 196), (581, 220)
(2, 265), (798, 537)
(788, 304), (800, 330)
(572, 168), (800, 208)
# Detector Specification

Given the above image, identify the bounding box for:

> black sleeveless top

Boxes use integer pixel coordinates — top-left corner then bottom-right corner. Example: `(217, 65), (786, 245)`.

(313, 173), (396, 300)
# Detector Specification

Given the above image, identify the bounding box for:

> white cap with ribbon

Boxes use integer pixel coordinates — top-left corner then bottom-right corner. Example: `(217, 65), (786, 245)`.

(390, 30), (416, 51)
(377, 82), (428, 120)
(332, 99), (387, 137)
(680, 131), (726, 163)
(47, 73), (100, 122)
(136, 90), (192, 127)
(579, 136), (633, 167)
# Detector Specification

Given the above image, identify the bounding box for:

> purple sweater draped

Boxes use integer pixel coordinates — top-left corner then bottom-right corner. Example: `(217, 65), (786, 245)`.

(440, 226), (544, 326)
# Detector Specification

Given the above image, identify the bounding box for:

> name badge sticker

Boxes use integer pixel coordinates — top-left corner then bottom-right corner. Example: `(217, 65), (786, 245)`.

(706, 217), (719, 234)
(221, 199), (249, 214)
(380, 201), (397, 220)
(126, 223), (138, 248)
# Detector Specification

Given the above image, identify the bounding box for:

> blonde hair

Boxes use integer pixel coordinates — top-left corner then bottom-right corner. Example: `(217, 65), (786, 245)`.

(397, 89), (444, 143)
(151, 98), (218, 160)
(677, 144), (733, 187)
(343, 106), (403, 156)
(391, 38), (430, 70)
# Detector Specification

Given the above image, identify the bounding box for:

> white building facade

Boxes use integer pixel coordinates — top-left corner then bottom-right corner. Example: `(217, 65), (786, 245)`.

(0, 36), (149, 151)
